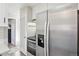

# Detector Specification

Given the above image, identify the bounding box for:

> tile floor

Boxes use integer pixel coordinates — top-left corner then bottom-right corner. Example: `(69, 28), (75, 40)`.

(0, 44), (26, 56)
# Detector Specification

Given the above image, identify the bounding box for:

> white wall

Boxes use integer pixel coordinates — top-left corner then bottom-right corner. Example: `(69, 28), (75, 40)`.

(11, 20), (16, 46)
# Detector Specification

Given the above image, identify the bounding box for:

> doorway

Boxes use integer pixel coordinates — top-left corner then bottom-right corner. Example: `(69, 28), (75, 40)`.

(8, 18), (16, 47)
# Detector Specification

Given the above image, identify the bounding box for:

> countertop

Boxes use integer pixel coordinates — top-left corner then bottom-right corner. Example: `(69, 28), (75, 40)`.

(27, 36), (36, 41)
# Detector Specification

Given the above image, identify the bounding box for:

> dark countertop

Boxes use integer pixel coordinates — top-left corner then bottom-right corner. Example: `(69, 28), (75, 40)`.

(27, 36), (36, 41)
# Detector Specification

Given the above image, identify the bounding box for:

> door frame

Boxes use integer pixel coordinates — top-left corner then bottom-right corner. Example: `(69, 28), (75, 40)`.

(8, 18), (16, 46)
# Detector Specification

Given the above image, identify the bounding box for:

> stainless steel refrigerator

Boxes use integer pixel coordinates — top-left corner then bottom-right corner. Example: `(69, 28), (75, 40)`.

(36, 3), (78, 56)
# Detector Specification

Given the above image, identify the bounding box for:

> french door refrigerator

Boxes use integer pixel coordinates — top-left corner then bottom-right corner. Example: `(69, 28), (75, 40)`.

(36, 3), (78, 56)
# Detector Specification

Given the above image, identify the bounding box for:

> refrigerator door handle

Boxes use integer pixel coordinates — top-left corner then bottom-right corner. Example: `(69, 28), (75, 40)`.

(46, 20), (50, 56)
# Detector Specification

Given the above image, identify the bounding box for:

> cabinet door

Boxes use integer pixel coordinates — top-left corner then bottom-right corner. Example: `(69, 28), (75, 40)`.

(0, 4), (8, 26)
(0, 10), (5, 24)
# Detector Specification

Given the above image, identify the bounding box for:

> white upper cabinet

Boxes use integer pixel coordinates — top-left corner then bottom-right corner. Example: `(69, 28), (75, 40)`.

(32, 3), (47, 19)
(0, 4), (8, 27)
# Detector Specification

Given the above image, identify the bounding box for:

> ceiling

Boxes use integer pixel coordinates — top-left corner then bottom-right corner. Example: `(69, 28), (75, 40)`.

(5, 3), (75, 9)
(3, 3), (40, 9)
